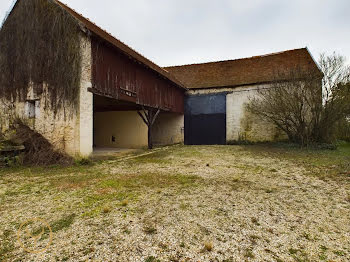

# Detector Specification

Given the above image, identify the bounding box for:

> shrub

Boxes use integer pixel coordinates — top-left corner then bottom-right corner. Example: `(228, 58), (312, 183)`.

(247, 53), (350, 146)
(7, 120), (73, 166)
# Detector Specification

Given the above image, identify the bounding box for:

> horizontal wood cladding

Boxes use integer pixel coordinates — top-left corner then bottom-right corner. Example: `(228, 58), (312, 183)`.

(91, 38), (184, 113)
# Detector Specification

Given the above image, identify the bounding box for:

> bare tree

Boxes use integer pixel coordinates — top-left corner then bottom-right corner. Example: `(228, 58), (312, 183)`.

(316, 54), (350, 142)
(247, 53), (350, 146)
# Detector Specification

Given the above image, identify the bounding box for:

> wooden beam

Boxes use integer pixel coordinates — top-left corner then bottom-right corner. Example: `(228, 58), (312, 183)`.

(137, 107), (161, 149)
(137, 111), (148, 126)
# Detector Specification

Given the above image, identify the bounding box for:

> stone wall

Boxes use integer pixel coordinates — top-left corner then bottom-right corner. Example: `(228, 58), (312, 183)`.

(226, 84), (286, 142)
(78, 34), (93, 156)
(153, 112), (184, 145)
(0, 33), (93, 156)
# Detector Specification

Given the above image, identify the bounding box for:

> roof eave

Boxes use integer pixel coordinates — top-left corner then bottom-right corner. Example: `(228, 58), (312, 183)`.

(54, 0), (188, 91)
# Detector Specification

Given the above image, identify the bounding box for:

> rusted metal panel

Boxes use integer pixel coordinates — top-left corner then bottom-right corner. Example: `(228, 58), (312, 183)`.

(91, 38), (184, 114)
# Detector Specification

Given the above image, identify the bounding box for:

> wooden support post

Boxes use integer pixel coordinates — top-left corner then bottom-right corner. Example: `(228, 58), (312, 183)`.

(137, 107), (160, 149)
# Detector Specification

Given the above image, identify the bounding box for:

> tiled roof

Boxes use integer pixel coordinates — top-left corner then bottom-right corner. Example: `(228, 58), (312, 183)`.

(55, 0), (187, 90)
(164, 48), (322, 89)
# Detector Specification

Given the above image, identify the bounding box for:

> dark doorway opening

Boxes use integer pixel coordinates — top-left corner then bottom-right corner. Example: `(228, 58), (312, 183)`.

(184, 93), (227, 145)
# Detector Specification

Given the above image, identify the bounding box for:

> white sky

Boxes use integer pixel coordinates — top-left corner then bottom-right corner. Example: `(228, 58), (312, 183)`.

(1, 0), (349, 66)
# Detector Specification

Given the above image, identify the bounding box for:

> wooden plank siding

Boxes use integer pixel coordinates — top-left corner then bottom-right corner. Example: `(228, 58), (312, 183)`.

(91, 38), (185, 114)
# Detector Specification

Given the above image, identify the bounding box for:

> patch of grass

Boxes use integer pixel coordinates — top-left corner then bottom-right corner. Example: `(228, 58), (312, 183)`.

(131, 150), (172, 165)
(50, 214), (76, 233)
(289, 248), (299, 255)
(246, 142), (350, 171)
(100, 173), (200, 192)
(144, 256), (160, 262)
(75, 157), (94, 166)
(244, 248), (255, 259)
(80, 191), (134, 217)
(288, 247), (309, 261)
(319, 253), (327, 261)
(143, 224), (157, 235)
(249, 235), (260, 245)
(179, 202), (190, 210)
(320, 245), (328, 252)
(333, 250), (345, 256)
(122, 226), (131, 235)
(120, 199), (129, 206)
(173, 146), (203, 158)
(102, 206), (112, 214)
(302, 232), (311, 240)
(0, 230), (14, 260)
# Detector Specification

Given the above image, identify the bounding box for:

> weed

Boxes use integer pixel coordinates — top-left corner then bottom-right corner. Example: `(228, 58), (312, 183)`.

(143, 224), (157, 235)
(244, 248), (255, 259)
(289, 248), (299, 255)
(320, 245), (328, 252)
(102, 206), (112, 213)
(333, 250), (345, 256)
(75, 157), (93, 166)
(204, 241), (213, 252)
(346, 195), (350, 203)
(121, 199), (129, 206)
(180, 202), (190, 210)
(302, 232), (311, 240)
(144, 256), (160, 262)
(158, 242), (168, 250)
(251, 217), (260, 226)
(249, 235), (260, 245)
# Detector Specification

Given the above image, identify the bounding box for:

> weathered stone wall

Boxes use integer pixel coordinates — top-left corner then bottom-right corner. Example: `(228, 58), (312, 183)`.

(226, 84), (286, 142)
(78, 35), (93, 156)
(153, 112), (184, 145)
(0, 84), (79, 154)
(0, 33), (93, 156)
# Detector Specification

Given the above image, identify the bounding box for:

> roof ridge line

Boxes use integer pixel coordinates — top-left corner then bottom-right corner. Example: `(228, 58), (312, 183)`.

(164, 48), (307, 68)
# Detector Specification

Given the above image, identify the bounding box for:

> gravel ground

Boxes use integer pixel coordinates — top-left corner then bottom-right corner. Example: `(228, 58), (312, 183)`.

(0, 144), (350, 262)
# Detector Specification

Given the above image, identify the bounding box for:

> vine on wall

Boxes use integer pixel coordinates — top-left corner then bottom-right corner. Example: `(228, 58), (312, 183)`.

(0, 0), (82, 116)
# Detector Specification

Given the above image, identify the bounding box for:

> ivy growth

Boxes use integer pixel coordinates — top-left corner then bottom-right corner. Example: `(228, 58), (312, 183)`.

(0, 0), (82, 116)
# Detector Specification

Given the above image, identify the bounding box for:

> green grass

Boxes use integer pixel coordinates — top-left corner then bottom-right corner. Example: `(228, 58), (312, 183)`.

(100, 173), (200, 191)
(144, 256), (160, 262)
(51, 214), (76, 233)
(244, 142), (350, 179)
(0, 230), (15, 260)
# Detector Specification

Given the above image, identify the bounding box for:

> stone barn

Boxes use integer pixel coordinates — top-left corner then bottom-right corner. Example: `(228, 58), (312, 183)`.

(0, 0), (186, 156)
(0, 0), (323, 155)
(165, 48), (322, 145)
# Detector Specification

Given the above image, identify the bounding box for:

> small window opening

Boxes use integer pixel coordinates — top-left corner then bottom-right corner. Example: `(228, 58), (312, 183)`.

(25, 100), (36, 119)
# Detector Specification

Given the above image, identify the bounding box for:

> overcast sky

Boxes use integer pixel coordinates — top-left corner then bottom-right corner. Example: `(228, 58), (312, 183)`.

(1, 0), (349, 66)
